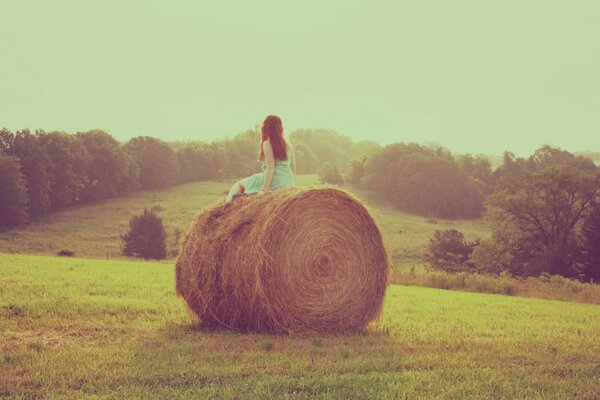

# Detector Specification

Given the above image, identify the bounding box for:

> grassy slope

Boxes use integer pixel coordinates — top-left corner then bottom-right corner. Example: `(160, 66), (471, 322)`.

(0, 175), (489, 268)
(1, 254), (599, 399)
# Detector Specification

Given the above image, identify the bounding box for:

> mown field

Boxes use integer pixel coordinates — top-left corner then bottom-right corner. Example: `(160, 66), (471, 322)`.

(1, 254), (599, 399)
(0, 175), (488, 269)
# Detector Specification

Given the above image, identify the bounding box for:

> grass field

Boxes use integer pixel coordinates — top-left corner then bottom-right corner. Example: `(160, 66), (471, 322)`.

(0, 175), (489, 268)
(1, 254), (599, 399)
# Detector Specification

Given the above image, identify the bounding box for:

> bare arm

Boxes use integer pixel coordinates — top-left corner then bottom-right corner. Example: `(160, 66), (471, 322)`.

(289, 141), (297, 177)
(261, 140), (275, 192)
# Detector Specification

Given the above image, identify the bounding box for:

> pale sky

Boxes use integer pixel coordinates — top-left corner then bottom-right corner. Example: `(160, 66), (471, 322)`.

(1, 0), (599, 155)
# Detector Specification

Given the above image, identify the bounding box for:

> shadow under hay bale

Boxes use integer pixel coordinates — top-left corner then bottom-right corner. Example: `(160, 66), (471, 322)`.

(175, 187), (389, 334)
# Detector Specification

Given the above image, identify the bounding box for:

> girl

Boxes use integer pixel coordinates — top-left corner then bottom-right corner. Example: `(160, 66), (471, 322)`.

(226, 115), (296, 202)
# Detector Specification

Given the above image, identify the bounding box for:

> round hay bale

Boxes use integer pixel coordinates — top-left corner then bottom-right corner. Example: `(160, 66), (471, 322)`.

(175, 187), (389, 334)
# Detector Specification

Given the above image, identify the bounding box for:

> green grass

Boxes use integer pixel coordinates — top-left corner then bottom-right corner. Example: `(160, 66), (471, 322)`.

(1, 254), (599, 398)
(0, 175), (489, 268)
(0, 176), (596, 305)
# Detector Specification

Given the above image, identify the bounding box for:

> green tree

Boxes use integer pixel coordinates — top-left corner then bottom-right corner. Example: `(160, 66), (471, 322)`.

(37, 131), (91, 209)
(580, 203), (600, 282)
(121, 209), (167, 260)
(0, 152), (29, 227)
(77, 130), (132, 200)
(528, 145), (597, 171)
(124, 136), (179, 190)
(483, 164), (600, 278)
(361, 143), (485, 218)
(351, 140), (381, 161)
(426, 229), (478, 272)
(0, 129), (53, 217)
(493, 146), (597, 186)
(458, 154), (495, 194)
(318, 161), (344, 185)
(346, 156), (367, 187)
(470, 237), (514, 275)
(220, 130), (259, 178)
(294, 142), (319, 174)
(177, 142), (217, 182)
(290, 129), (354, 172)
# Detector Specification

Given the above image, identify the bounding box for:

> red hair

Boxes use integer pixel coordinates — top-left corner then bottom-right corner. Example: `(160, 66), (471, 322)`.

(259, 115), (287, 162)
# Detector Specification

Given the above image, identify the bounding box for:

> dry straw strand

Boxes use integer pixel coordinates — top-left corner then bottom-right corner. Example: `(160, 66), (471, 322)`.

(175, 187), (389, 334)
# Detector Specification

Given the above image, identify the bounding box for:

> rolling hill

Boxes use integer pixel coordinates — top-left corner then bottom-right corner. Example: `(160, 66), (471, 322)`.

(0, 175), (489, 269)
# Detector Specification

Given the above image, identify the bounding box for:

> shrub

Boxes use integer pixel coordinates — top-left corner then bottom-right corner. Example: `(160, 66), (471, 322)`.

(390, 267), (600, 304)
(173, 226), (183, 246)
(121, 209), (167, 260)
(57, 249), (75, 257)
(151, 203), (165, 212)
(318, 161), (344, 185)
(425, 229), (478, 272)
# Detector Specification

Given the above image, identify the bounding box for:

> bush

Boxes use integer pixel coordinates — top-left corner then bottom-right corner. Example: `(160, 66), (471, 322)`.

(426, 229), (478, 272)
(173, 226), (183, 246)
(57, 249), (75, 257)
(390, 268), (600, 304)
(318, 161), (344, 185)
(346, 157), (367, 187)
(151, 203), (164, 212)
(121, 209), (167, 260)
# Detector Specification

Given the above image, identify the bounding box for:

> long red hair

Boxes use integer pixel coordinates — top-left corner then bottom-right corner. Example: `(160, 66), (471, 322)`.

(259, 115), (287, 162)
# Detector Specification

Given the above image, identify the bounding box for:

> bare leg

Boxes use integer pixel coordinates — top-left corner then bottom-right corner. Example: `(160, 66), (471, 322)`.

(226, 180), (245, 202)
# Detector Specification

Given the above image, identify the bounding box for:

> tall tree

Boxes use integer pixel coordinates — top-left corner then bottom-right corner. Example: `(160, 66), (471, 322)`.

(77, 130), (131, 200)
(124, 136), (179, 190)
(361, 143), (485, 218)
(177, 142), (218, 182)
(494, 145), (597, 185)
(346, 157), (367, 187)
(37, 131), (91, 209)
(458, 154), (495, 194)
(0, 130), (53, 217)
(221, 130), (260, 177)
(290, 129), (355, 172)
(484, 165), (600, 278)
(580, 203), (600, 282)
(293, 142), (319, 174)
(0, 152), (29, 227)
(528, 145), (597, 171)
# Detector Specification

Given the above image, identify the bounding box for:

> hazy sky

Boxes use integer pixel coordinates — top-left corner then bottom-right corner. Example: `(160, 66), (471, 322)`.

(1, 0), (599, 155)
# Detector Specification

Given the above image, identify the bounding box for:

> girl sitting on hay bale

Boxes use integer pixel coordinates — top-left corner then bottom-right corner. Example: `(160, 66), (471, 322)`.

(226, 115), (296, 202)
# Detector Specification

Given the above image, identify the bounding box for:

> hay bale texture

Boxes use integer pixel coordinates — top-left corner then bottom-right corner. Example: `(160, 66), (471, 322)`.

(175, 187), (389, 334)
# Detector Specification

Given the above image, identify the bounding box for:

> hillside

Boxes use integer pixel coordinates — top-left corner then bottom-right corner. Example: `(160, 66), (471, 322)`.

(0, 175), (489, 268)
(1, 254), (599, 398)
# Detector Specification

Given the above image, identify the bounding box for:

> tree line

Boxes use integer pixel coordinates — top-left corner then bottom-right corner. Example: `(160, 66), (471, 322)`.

(2, 126), (599, 281)
(425, 146), (600, 282)
(347, 143), (495, 218)
(0, 128), (378, 228)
